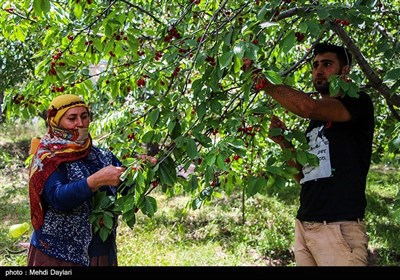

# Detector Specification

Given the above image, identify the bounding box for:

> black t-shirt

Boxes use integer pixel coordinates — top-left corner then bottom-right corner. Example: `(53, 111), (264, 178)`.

(296, 91), (374, 221)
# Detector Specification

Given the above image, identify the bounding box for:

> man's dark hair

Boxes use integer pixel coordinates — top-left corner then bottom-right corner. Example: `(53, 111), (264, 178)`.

(313, 43), (352, 67)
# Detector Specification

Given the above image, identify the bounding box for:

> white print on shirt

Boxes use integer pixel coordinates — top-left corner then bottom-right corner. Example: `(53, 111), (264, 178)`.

(300, 125), (332, 184)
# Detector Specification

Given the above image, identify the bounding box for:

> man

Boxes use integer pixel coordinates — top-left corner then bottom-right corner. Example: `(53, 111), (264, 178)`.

(244, 43), (374, 266)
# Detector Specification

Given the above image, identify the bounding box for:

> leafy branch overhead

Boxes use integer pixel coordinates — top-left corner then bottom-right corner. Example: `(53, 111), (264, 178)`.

(1, 0), (399, 229)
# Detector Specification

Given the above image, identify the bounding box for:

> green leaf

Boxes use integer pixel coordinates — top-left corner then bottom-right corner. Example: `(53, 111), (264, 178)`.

(196, 102), (206, 119)
(388, 134), (400, 152)
(269, 127), (282, 137)
(156, 156), (177, 186)
(317, 8), (330, 19)
(233, 42), (246, 59)
(33, 0), (50, 16)
(204, 150), (217, 166)
(167, 118), (176, 134)
(73, 3), (83, 18)
(257, 5), (269, 20)
(290, 130), (307, 144)
(123, 210), (136, 228)
(210, 99), (222, 114)
(99, 227), (110, 242)
(266, 175), (275, 188)
(148, 108), (160, 128)
(186, 138), (198, 159)
(246, 176), (267, 196)
(233, 54), (242, 73)
(141, 130), (155, 143)
(14, 26), (26, 41)
(102, 213), (114, 230)
(93, 38), (104, 52)
(281, 148), (292, 161)
(171, 119), (181, 139)
(384, 68), (400, 82)
(265, 70), (282, 84)
(356, 5), (372, 14)
(265, 165), (284, 175)
(329, 75), (340, 96)
(219, 51), (234, 70)
(142, 196), (157, 217)
(192, 131), (212, 147)
(299, 22), (308, 34)
(244, 42), (259, 60)
(216, 154), (228, 170)
(191, 198), (203, 210)
(295, 150), (308, 166)
(306, 21), (321, 36)
(189, 175), (199, 192)
(223, 30), (232, 46)
(281, 30), (295, 54)
(105, 23), (113, 38)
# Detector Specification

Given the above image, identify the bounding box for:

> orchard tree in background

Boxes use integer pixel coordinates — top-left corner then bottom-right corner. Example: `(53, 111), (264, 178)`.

(0, 36), (38, 121)
(1, 0), (400, 237)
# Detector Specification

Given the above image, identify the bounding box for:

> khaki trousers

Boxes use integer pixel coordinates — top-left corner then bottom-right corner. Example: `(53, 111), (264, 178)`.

(294, 218), (368, 266)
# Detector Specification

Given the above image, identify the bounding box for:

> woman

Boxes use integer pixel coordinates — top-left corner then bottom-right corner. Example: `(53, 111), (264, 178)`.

(27, 94), (127, 266)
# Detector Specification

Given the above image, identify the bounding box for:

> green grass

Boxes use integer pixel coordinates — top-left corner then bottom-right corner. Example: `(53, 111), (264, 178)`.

(365, 165), (400, 266)
(1, 122), (400, 266)
(116, 192), (297, 266)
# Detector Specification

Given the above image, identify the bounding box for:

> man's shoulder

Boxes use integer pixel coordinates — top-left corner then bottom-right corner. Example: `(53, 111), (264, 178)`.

(341, 90), (372, 105)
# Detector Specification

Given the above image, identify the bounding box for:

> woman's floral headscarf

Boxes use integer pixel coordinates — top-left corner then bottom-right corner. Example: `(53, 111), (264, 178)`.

(29, 94), (92, 230)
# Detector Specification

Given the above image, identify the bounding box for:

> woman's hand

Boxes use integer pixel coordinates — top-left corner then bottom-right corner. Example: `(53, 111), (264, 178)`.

(87, 165), (126, 191)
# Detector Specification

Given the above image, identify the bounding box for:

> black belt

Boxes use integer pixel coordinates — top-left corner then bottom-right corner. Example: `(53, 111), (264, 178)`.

(302, 218), (363, 224)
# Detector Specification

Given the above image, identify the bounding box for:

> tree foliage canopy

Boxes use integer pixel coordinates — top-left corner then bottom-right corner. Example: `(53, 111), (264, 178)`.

(1, 0), (399, 236)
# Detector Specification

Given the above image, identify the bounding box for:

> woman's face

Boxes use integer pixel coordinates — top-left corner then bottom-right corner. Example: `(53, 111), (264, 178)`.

(58, 106), (90, 130)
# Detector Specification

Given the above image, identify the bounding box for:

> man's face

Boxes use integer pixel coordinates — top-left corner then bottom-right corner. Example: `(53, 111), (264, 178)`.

(312, 52), (344, 94)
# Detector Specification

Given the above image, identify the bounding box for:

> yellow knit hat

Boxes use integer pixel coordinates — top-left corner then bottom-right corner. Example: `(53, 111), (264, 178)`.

(47, 94), (89, 126)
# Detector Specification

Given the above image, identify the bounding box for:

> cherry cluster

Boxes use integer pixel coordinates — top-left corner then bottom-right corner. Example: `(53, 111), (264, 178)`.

(295, 31), (305, 42)
(12, 94), (41, 107)
(155, 51), (163, 61)
(238, 126), (256, 137)
(164, 27), (181, 43)
(224, 154), (241, 164)
(48, 51), (63, 76)
(51, 85), (65, 93)
(254, 78), (268, 91)
(205, 56), (216, 66)
(137, 78), (146, 87)
(334, 18), (350, 26)
(113, 31), (127, 41)
(127, 132), (136, 141)
(173, 66), (181, 77)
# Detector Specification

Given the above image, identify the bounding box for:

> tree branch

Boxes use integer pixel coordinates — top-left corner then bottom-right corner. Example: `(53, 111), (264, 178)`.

(119, 0), (162, 24)
(330, 23), (400, 111)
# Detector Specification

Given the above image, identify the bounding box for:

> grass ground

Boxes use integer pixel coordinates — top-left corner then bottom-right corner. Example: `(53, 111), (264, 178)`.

(1, 122), (399, 266)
